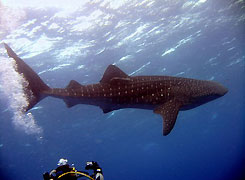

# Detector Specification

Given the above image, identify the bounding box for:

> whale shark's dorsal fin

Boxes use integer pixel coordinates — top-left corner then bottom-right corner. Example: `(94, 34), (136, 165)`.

(63, 80), (83, 108)
(110, 77), (132, 85)
(154, 99), (182, 136)
(100, 65), (129, 84)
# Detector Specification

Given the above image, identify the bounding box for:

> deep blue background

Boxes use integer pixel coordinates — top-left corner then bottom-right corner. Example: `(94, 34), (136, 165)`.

(0, 0), (244, 180)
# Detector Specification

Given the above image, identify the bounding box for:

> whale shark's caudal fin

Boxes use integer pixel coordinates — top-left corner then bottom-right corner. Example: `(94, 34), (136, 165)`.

(3, 43), (50, 112)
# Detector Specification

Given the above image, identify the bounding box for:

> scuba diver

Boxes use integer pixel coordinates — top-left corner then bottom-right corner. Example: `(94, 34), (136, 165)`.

(43, 158), (104, 180)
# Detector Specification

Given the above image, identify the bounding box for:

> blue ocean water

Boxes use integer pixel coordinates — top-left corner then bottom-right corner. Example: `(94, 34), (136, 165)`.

(0, 0), (244, 180)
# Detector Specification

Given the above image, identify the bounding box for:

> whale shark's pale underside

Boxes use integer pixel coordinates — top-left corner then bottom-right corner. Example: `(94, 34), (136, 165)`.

(3, 43), (228, 135)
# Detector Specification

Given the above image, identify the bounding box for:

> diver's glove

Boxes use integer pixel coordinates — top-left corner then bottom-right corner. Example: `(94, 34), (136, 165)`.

(85, 161), (103, 174)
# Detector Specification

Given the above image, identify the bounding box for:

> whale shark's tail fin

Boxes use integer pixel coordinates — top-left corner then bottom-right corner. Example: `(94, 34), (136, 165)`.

(3, 43), (50, 112)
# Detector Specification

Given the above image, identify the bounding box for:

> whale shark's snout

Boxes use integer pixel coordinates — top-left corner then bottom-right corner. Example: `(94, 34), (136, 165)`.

(215, 83), (228, 97)
(221, 86), (228, 96)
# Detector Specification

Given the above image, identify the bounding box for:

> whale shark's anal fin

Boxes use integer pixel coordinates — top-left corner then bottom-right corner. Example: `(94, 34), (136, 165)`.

(63, 98), (78, 108)
(154, 99), (182, 136)
(3, 43), (50, 112)
(99, 105), (119, 113)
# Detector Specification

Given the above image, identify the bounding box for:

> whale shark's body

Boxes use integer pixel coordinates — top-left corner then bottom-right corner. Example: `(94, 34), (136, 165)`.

(3, 43), (228, 135)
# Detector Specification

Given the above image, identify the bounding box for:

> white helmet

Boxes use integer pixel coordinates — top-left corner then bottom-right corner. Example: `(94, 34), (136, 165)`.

(57, 158), (68, 166)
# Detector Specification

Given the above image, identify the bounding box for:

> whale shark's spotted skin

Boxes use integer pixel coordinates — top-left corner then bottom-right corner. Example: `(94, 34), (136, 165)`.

(3, 43), (228, 135)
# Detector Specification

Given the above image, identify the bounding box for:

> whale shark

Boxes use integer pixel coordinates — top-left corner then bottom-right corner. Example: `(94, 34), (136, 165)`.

(3, 43), (228, 135)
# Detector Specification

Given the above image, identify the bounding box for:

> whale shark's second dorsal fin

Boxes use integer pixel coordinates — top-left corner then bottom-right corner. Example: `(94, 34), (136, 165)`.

(66, 80), (82, 89)
(100, 65), (129, 84)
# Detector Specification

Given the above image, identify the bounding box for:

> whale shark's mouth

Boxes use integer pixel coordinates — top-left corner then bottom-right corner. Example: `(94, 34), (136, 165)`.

(0, 56), (42, 135)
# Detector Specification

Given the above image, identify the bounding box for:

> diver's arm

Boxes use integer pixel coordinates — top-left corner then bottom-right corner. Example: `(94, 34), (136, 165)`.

(94, 169), (104, 180)
(85, 161), (104, 180)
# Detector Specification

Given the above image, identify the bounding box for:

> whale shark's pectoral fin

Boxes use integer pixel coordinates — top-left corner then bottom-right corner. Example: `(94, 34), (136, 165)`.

(154, 100), (182, 136)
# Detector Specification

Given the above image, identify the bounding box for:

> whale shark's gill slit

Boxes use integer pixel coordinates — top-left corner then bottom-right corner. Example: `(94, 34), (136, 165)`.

(0, 56), (42, 135)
